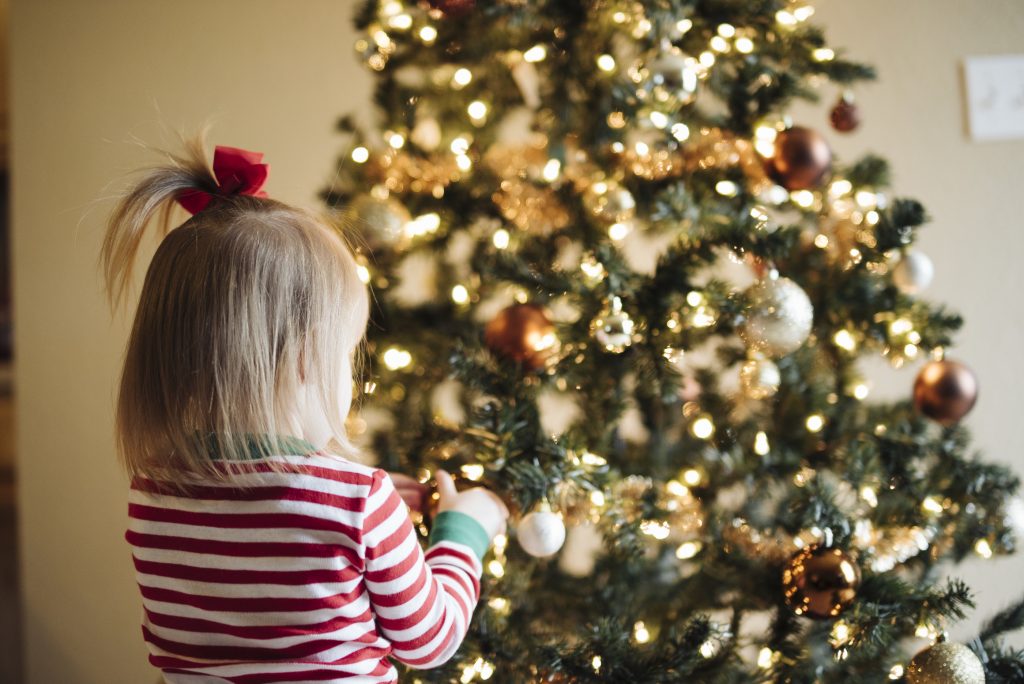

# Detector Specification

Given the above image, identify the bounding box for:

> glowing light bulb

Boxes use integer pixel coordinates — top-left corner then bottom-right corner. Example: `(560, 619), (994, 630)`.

(596, 54), (616, 72)
(388, 132), (405, 149)
(975, 538), (994, 558)
(682, 468), (702, 486)
(351, 146), (369, 163)
(633, 621), (650, 643)
(419, 25), (438, 44)
(715, 180), (739, 197)
(452, 68), (473, 87)
(676, 541), (701, 559)
(805, 414), (825, 433)
(492, 229), (510, 249)
(813, 48), (835, 61)
(691, 416), (715, 439)
(717, 23), (736, 38)
(451, 284), (469, 304)
(523, 45), (547, 62)
(833, 329), (857, 351)
(461, 464), (484, 480)
(542, 158), (561, 182)
(754, 431), (770, 456)
(356, 264), (371, 284)
(671, 123), (690, 141)
(735, 37), (754, 54)
(758, 647), (774, 669)
(382, 347), (412, 370)
(467, 100), (488, 123)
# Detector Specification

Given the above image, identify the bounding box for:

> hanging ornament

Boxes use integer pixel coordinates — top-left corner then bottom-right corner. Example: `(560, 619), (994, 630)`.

(741, 276), (815, 357)
(517, 504), (567, 558)
(892, 250), (935, 294)
(345, 194), (411, 248)
(484, 303), (560, 371)
(590, 296), (635, 353)
(644, 47), (699, 106)
(763, 126), (833, 191)
(782, 545), (861, 619)
(584, 181), (636, 224)
(739, 355), (781, 399)
(913, 359), (978, 425)
(829, 92), (861, 133)
(906, 641), (986, 684)
(426, 0), (475, 18)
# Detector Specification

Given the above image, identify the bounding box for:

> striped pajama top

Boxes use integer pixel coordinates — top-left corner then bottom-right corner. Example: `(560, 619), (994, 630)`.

(126, 439), (490, 683)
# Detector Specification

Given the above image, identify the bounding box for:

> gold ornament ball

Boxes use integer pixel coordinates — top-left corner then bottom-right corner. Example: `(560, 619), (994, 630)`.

(484, 304), (560, 371)
(740, 356), (781, 399)
(907, 642), (986, 684)
(590, 296), (635, 353)
(345, 195), (410, 247)
(913, 359), (978, 426)
(782, 546), (861, 619)
(585, 181), (636, 224)
(764, 126), (833, 191)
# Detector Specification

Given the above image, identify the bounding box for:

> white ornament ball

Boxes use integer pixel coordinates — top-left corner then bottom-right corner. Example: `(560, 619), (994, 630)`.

(517, 510), (567, 558)
(893, 251), (934, 294)
(741, 277), (814, 357)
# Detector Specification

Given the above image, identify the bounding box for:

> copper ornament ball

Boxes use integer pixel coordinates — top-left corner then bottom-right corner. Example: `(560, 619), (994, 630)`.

(913, 359), (978, 426)
(484, 303), (559, 371)
(829, 95), (861, 133)
(782, 545), (861, 619)
(764, 126), (833, 191)
(426, 0), (475, 17)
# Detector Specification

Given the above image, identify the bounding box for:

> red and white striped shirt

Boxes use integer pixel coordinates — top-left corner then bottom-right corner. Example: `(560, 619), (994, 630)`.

(126, 445), (489, 683)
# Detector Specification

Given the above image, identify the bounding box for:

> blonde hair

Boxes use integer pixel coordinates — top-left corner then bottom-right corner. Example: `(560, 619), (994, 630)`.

(101, 137), (369, 488)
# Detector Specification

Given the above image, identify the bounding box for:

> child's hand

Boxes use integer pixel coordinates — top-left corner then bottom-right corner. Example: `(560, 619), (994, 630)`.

(388, 472), (430, 513)
(435, 469), (510, 540)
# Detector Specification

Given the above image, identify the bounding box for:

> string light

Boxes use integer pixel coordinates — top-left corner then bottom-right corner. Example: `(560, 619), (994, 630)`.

(452, 68), (473, 88)
(608, 221), (632, 241)
(715, 180), (739, 197)
(356, 264), (371, 284)
(596, 54), (616, 72)
(418, 25), (437, 44)
(592, 656), (602, 673)
(691, 415), (715, 439)
(676, 18), (693, 33)
(921, 496), (944, 515)
(682, 468), (702, 486)
(648, 111), (669, 128)
(461, 463), (484, 480)
(813, 48), (835, 61)
(889, 665), (905, 680)
(710, 35), (730, 52)
(523, 44), (547, 62)
(492, 228), (510, 249)
(382, 347), (412, 370)
(387, 13), (413, 30)
(590, 490), (605, 506)
(676, 541), (701, 559)
(467, 100), (488, 124)
(805, 414), (825, 433)
(758, 647), (775, 669)
(833, 329), (857, 351)
(670, 123), (690, 141)
(405, 212), (441, 238)
(754, 431), (770, 455)
(717, 23), (736, 38)
(633, 621), (651, 643)
(735, 37), (754, 53)
(451, 284), (469, 304)
(388, 132), (405, 149)
(975, 538), (994, 558)
(541, 158), (561, 182)
(488, 559), (505, 577)
(351, 146), (369, 163)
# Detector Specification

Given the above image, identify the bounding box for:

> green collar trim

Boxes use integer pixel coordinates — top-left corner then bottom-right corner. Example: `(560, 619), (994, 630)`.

(201, 433), (319, 460)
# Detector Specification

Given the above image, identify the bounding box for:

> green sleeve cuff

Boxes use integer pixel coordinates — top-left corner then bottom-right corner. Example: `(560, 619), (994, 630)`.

(429, 510), (490, 561)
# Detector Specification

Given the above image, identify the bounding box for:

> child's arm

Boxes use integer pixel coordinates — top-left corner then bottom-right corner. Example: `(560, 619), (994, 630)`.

(361, 469), (492, 668)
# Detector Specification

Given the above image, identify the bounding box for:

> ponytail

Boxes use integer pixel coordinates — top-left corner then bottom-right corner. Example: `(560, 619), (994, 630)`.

(100, 136), (216, 307)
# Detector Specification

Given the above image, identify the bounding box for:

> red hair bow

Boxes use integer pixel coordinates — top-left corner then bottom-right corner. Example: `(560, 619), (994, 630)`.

(177, 145), (270, 215)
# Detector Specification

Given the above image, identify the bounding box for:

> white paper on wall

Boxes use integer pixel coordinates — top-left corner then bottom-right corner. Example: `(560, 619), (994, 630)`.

(963, 55), (1024, 142)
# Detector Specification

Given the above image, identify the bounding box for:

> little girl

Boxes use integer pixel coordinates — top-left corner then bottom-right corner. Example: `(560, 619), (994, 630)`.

(102, 140), (509, 683)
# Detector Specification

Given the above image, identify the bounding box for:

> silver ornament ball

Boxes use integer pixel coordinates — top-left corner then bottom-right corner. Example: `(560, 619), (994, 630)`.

(893, 250), (934, 294)
(740, 356), (781, 399)
(517, 509), (567, 558)
(646, 49), (698, 105)
(346, 195), (410, 247)
(742, 276), (814, 357)
(591, 297), (635, 353)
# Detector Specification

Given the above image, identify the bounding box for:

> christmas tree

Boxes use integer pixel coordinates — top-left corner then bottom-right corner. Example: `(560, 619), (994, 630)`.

(326, 1), (1024, 681)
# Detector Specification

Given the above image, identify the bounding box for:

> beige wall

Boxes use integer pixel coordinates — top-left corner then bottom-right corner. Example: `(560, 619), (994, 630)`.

(10, 1), (1024, 682)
